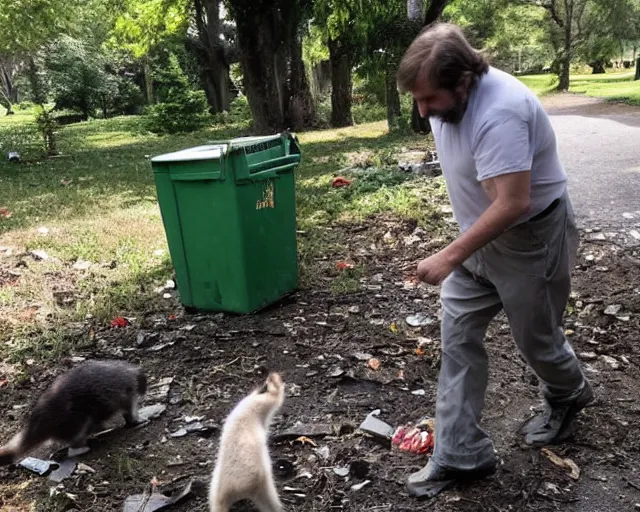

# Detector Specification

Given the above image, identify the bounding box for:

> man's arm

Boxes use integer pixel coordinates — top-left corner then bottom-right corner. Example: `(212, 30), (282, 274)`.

(442, 170), (531, 266)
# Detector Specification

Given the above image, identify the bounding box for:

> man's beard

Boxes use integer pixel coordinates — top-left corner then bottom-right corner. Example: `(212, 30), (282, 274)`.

(430, 93), (469, 124)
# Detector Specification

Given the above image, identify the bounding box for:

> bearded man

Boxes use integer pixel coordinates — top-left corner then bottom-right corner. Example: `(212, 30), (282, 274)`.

(396, 22), (592, 498)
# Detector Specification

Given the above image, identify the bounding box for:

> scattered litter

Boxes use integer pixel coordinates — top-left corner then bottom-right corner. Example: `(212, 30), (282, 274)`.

(541, 448), (580, 480)
(181, 324), (196, 332)
(333, 466), (350, 477)
(147, 342), (175, 352)
(579, 352), (597, 361)
(0, 207), (12, 218)
(163, 293), (172, 299)
(275, 422), (334, 441)
(18, 457), (58, 476)
(169, 421), (214, 438)
(37, 227), (49, 235)
(110, 316), (130, 328)
(72, 259), (91, 271)
(367, 358), (381, 371)
(353, 352), (373, 361)
(348, 306), (360, 314)
(630, 230), (640, 241)
(358, 410), (394, 440)
(622, 212), (635, 219)
(328, 367), (345, 378)
(123, 477), (193, 512)
(351, 480), (371, 491)
(315, 445), (330, 460)
(146, 377), (174, 403)
(591, 233), (606, 241)
(392, 417), (435, 455)
(390, 322), (398, 333)
(153, 249), (165, 257)
(49, 458), (78, 483)
(601, 355), (620, 370)
(138, 403), (167, 422)
(8, 151), (20, 162)
(60, 179), (72, 186)
(67, 446), (90, 458)
(165, 280), (176, 290)
(184, 415), (204, 423)
(30, 249), (49, 261)
(406, 313), (434, 327)
(335, 261), (354, 270)
(76, 463), (96, 474)
(604, 304), (622, 316)
(331, 177), (352, 188)
(411, 389), (426, 396)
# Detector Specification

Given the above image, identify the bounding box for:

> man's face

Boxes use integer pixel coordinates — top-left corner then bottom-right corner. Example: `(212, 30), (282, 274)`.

(411, 77), (469, 124)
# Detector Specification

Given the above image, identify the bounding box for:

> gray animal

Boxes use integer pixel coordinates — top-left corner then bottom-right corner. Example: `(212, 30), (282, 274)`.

(0, 359), (146, 465)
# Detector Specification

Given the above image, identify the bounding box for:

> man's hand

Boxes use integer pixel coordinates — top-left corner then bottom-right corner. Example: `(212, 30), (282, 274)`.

(416, 171), (533, 286)
(417, 250), (458, 285)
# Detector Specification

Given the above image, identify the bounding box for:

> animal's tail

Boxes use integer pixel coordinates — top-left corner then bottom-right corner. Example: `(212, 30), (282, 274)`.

(0, 429), (38, 466)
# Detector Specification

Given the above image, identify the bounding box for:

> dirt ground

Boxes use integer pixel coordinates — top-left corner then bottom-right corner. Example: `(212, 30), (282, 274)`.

(1, 211), (640, 512)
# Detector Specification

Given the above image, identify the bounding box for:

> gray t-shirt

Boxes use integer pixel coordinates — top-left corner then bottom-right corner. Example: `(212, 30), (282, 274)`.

(430, 66), (566, 232)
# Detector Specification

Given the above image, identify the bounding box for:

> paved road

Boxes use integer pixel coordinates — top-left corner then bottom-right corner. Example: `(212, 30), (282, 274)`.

(544, 95), (640, 232)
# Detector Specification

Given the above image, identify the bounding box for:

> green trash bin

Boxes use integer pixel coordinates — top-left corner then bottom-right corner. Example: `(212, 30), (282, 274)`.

(150, 132), (301, 314)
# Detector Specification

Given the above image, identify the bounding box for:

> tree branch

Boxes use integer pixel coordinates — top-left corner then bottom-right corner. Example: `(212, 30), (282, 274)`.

(424, 0), (450, 26)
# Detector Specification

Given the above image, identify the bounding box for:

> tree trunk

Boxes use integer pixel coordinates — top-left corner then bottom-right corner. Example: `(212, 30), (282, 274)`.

(408, 0), (451, 133)
(328, 37), (352, 127)
(407, 0), (423, 20)
(192, 0), (231, 114)
(386, 60), (401, 131)
(143, 56), (154, 104)
(635, 57), (640, 81)
(234, 4), (285, 134)
(26, 57), (47, 105)
(0, 58), (17, 115)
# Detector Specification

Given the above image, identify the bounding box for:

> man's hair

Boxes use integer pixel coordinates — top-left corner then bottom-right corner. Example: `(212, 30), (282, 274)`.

(397, 22), (489, 94)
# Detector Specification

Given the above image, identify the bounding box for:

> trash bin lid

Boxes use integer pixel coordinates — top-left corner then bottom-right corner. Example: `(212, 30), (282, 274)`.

(151, 144), (228, 163)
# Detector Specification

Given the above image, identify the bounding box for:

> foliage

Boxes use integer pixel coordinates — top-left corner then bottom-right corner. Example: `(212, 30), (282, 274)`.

(34, 105), (58, 155)
(44, 36), (145, 118)
(143, 53), (210, 133)
(0, 0), (81, 55)
(109, 0), (190, 58)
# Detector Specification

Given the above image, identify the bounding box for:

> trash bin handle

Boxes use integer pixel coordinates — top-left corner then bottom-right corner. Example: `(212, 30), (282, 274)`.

(248, 155), (300, 175)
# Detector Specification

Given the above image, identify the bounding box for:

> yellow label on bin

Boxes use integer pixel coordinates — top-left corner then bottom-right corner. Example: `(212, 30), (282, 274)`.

(256, 179), (275, 210)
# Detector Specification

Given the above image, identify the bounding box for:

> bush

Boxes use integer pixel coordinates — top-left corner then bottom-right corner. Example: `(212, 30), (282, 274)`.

(143, 54), (210, 134)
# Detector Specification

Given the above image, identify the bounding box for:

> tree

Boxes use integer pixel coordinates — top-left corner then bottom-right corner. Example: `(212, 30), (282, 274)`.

(0, 56), (20, 114)
(225, 0), (316, 134)
(188, 0), (235, 113)
(411, 0), (451, 133)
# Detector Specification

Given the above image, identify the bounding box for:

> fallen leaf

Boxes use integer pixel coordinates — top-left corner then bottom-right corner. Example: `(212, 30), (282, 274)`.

(541, 448), (580, 480)
(292, 436), (317, 447)
(390, 322), (398, 333)
(168, 314), (176, 321)
(415, 347), (425, 356)
(367, 358), (381, 371)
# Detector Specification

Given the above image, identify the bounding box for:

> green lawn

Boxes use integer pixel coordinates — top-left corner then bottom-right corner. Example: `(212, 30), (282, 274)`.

(518, 70), (640, 105)
(0, 113), (446, 361)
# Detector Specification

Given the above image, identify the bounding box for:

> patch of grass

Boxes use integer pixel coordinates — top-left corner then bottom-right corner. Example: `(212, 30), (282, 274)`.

(330, 264), (367, 295)
(0, 114), (446, 362)
(519, 70), (639, 105)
